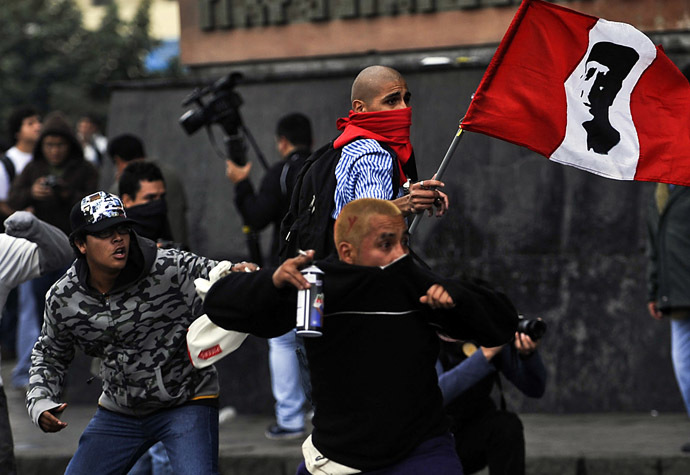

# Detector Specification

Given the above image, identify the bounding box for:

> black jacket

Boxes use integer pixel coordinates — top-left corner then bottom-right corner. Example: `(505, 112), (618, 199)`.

(204, 255), (518, 470)
(234, 149), (309, 266)
(647, 185), (690, 310)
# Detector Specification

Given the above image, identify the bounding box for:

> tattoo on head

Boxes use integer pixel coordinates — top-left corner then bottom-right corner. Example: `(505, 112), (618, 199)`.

(347, 216), (358, 233)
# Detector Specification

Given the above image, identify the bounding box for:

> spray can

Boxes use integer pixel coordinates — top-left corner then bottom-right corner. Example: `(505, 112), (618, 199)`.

(296, 265), (324, 337)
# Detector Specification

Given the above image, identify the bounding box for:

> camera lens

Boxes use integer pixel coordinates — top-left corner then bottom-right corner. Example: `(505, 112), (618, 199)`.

(179, 109), (207, 135)
(517, 319), (547, 340)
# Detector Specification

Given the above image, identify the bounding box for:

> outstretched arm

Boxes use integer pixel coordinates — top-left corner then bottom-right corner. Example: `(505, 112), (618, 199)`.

(4, 211), (72, 274)
(437, 348), (499, 405)
(204, 252), (315, 338)
(420, 283), (455, 309)
(429, 278), (519, 348)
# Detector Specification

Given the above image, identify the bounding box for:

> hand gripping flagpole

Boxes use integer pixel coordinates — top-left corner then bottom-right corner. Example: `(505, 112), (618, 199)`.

(408, 121), (466, 235)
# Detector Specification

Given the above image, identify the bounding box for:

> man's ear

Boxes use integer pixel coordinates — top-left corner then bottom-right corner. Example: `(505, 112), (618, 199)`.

(352, 99), (366, 113)
(338, 241), (356, 264)
(121, 193), (134, 208)
(74, 237), (87, 256)
(276, 136), (290, 157)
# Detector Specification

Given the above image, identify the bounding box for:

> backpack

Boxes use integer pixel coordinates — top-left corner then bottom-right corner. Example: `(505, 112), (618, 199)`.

(278, 140), (400, 262)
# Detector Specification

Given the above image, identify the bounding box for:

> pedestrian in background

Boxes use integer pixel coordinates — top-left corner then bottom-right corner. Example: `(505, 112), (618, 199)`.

(225, 112), (313, 439)
(8, 111), (97, 389)
(647, 179), (690, 452)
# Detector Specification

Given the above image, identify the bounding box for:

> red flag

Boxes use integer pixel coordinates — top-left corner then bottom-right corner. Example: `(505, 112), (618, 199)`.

(462, 0), (690, 186)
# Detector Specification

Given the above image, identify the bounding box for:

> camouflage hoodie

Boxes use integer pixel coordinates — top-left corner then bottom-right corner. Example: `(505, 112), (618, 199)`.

(27, 233), (220, 426)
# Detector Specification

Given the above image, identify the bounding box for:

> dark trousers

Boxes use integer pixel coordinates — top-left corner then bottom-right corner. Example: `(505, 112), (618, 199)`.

(0, 386), (17, 475)
(296, 432), (463, 474)
(0, 288), (18, 357)
(453, 410), (525, 475)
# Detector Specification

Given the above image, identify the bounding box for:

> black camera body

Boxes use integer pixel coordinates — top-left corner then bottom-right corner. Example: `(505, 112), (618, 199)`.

(179, 73), (247, 165)
(43, 175), (61, 190)
(517, 317), (547, 340)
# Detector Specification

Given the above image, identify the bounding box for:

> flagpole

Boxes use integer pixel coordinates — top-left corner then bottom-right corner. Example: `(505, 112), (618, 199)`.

(408, 123), (465, 235)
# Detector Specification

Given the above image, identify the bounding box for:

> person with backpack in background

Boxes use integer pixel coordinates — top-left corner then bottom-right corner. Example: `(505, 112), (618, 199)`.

(280, 65), (449, 262)
(225, 113), (313, 440)
(8, 111), (98, 389)
(0, 106), (42, 376)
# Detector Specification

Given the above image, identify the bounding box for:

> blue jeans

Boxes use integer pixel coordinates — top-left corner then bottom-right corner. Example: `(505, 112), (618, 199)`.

(12, 268), (66, 388)
(671, 318), (690, 417)
(127, 442), (173, 475)
(11, 281), (38, 388)
(65, 405), (219, 475)
(269, 329), (306, 430)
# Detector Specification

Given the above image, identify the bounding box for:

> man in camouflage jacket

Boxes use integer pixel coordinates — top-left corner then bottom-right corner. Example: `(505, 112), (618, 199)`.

(26, 191), (246, 474)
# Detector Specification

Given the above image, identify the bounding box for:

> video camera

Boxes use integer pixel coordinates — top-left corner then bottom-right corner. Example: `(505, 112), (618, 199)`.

(178, 72), (247, 165)
(178, 71), (270, 266)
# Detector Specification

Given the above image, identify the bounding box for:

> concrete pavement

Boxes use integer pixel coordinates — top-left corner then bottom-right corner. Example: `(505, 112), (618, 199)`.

(4, 376), (690, 474)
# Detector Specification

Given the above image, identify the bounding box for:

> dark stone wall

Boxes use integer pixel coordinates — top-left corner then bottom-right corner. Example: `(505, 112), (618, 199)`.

(101, 63), (684, 415)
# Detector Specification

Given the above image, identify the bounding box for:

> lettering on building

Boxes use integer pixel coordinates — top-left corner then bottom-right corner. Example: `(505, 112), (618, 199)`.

(199, 0), (585, 31)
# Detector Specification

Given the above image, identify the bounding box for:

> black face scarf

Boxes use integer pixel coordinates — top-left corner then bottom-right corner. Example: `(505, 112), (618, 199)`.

(125, 198), (173, 243)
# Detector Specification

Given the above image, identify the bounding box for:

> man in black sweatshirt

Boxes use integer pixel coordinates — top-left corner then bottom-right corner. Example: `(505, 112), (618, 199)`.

(204, 198), (518, 474)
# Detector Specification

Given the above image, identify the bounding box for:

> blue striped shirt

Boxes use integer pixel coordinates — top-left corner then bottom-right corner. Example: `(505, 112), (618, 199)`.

(332, 139), (402, 218)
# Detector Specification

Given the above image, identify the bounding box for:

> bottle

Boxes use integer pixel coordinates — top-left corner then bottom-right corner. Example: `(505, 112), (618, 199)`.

(296, 265), (324, 337)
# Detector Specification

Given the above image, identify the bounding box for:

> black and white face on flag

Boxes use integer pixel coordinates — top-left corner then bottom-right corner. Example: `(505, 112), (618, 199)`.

(578, 42), (639, 154)
(552, 19), (656, 180)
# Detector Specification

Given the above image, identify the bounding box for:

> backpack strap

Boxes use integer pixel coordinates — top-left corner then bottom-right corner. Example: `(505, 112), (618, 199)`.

(1, 154), (16, 183)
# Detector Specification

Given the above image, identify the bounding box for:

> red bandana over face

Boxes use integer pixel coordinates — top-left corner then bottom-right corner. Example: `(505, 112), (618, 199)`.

(334, 107), (413, 185)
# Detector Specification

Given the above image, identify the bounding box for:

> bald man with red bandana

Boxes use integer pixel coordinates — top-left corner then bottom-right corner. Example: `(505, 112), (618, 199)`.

(332, 65), (449, 220)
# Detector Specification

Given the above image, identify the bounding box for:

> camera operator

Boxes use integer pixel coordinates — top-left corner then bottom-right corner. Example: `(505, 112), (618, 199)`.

(436, 319), (547, 475)
(224, 112), (313, 440)
(225, 112), (312, 266)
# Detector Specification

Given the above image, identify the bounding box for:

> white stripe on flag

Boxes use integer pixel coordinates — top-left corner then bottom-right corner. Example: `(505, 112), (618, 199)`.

(551, 19), (657, 180)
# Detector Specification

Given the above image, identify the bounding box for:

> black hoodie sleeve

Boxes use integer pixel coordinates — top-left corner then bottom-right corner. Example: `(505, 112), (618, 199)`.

(430, 277), (519, 347)
(402, 262), (518, 347)
(203, 267), (296, 338)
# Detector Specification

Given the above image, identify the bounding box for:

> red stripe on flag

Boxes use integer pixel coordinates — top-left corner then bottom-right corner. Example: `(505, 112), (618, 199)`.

(463, 0), (597, 157)
(632, 48), (690, 186)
